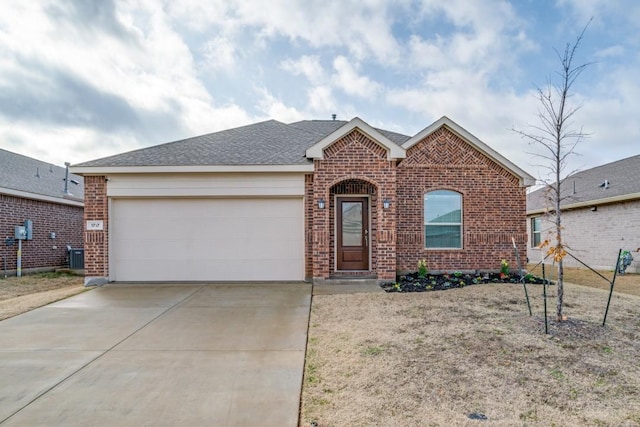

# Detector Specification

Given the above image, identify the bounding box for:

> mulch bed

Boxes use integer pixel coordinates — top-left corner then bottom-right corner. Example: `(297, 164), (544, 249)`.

(381, 271), (547, 292)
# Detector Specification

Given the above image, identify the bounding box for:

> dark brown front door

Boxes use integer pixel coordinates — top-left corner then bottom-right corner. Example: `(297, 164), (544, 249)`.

(337, 197), (369, 271)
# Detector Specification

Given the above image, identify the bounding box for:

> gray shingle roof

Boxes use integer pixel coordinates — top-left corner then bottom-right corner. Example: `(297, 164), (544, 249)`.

(0, 148), (84, 202)
(73, 119), (412, 168)
(527, 154), (640, 211)
(75, 120), (327, 167)
(288, 120), (411, 145)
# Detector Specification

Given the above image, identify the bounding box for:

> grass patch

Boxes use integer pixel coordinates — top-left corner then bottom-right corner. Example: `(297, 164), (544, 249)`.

(0, 272), (83, 301)
(362, 345), (384, 356)
(301, 282), (640, 426)
(527, 264), (640, 297)
(0, 272), (86, 320)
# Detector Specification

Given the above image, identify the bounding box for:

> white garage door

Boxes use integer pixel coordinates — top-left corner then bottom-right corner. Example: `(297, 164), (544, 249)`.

(111, 198), (304, 281)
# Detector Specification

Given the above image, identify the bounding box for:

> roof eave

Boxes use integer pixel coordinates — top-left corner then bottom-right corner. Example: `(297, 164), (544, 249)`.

(305, 117), (406, 161)
(1, 187), (84, 207)
(527, 191), (640, 215)
(70, 164), (315, 175)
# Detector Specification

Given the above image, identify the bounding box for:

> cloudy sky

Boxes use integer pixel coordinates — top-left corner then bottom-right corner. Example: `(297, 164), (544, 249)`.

(1, 0), (638, 182)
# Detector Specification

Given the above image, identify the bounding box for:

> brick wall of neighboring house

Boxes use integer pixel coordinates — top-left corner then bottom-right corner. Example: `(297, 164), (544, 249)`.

(396, 127), (528, 273)
(312, 129), (397, 280)
(83, 176), (108, 278)
(0, 194), (83, 272)
(527, 199), (640, 273)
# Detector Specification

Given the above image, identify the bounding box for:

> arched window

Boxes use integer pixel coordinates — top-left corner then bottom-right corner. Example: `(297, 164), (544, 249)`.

(424, 190), (462, 248)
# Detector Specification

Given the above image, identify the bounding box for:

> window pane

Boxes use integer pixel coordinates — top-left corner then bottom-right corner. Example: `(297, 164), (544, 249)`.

(532, 217), (541, 232)
(424, 190), (462, 248)
(424, 190), (461, 224)
(532, 217), (541, 247)
(342, 202), (362, 246)
(425, 225), (461, 248)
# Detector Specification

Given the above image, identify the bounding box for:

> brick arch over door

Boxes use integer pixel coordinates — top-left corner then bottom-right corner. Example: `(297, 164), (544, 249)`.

(329, 179), (378, 274)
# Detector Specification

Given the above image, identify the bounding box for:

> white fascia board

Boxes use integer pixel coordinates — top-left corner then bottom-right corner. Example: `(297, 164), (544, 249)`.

(305, 117), (406, 161)
(0, 187), (84, 207)
(70, 164), (314, 175)
(403, 116), (536, 187)
(527, 192), (640, 215)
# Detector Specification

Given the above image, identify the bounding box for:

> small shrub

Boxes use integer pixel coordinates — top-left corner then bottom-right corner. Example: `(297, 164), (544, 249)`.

(500, 259), (509, 275)
(417, 259), (428, 278)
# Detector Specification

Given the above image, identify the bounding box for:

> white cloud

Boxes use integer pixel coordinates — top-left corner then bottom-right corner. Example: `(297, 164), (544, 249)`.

(0, 1), (253, 161)
(0, 117), (138, 166)
(255, 89), (304, 122)
(280, 55), (325, 85)
(307, 86), (336, 114)
(332, 56), (382, 100)
(200, 37), (238, 72)
(179, 0), (404, 63)
(595, 45), (625, 58)
(163, 0), (235, 32)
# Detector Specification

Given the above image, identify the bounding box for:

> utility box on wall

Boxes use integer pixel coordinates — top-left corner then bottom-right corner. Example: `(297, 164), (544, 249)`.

(69, 248), (85, 269)
(15, 226), (27, 240)
(24, 220), (33, 240)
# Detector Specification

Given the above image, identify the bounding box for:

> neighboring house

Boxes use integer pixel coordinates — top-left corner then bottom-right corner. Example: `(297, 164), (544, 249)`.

(0, 149), (84, 275)
(71, 116), (535, 286)
(527, 154), (640, 273)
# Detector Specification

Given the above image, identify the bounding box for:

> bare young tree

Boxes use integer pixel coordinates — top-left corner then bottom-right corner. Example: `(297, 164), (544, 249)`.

(514, 20), (592, 322)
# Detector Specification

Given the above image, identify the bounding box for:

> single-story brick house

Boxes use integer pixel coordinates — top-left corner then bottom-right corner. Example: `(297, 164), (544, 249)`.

(527, 154), (640, 273)
(0, 149), (84, 275)
(71, 116), (535, 286)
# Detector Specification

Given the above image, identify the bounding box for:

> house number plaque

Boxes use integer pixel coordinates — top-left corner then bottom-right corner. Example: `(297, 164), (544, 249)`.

(86, 220), (104, 230)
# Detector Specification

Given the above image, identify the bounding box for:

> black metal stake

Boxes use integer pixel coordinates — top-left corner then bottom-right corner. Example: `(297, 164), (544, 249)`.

(602, 249), (622, 327)
(542, 262), (548, 334)
(512, 238), (532, 316)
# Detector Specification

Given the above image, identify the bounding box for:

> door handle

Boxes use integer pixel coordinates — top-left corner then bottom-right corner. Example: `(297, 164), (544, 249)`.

(364, 230), (368, 247)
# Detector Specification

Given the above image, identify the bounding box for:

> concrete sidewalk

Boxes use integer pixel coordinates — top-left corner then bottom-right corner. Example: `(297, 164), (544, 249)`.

(0, 283), (311, 426)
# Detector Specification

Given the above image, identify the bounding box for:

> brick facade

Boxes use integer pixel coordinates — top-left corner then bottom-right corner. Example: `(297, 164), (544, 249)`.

(82, 120), (530, 283)
(304, 174), (314, 279)
(310, 129), (397, 281)
(0, 194), (83, 272)
(396, 127), (527, 272)
(83, 175), (108, 279)
(306, 126), (528, 281)
(527, 200), (640, 273)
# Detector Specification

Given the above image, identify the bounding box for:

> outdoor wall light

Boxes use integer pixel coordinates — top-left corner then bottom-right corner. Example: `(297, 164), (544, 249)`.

(383, 199), (391, 209)
(318, 198), (325, 209)
(590, 206), (597, 212)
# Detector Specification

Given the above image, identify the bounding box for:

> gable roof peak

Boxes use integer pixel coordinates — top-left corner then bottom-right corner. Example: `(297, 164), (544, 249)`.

(305, 117), (406, 161)
(402, 116), (535, 187)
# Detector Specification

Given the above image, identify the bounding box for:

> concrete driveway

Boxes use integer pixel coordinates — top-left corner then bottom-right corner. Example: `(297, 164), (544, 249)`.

(0, 282), (311, 426)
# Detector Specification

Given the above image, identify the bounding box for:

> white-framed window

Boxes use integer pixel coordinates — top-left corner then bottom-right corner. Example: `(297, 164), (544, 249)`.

(424, 190), (462, 249)
(531, 217), (542, 247)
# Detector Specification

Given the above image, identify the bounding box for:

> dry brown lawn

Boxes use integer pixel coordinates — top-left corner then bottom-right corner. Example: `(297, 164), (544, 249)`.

(301, 280), (640, 426)
(527, 264), (640, 297)
(0, 272), (87, 321)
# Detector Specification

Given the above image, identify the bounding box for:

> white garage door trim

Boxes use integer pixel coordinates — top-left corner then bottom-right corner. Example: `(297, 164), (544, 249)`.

(110, 198), (304, 282)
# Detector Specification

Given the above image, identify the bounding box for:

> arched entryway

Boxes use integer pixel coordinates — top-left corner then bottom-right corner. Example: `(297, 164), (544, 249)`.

(329, 179), (378, 275)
